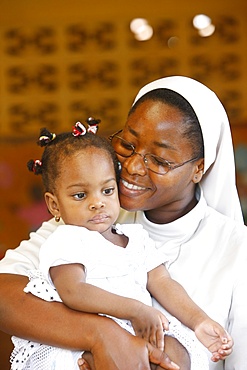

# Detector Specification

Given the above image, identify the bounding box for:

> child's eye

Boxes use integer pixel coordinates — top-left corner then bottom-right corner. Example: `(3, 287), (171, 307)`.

(103, 187), (114, 195)
(73, 192), (86, 200)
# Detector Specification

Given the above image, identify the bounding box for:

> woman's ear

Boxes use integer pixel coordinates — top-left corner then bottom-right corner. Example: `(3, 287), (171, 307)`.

(45, 192), (60, 218)
(192, 158), (204, 183)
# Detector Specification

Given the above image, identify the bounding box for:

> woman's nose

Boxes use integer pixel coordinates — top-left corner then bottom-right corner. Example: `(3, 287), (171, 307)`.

(122, 153), (147, 176)
(89, 201), (105, 210)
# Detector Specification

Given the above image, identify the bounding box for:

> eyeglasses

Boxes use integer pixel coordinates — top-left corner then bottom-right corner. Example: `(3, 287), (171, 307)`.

(109, 130), (199, 175)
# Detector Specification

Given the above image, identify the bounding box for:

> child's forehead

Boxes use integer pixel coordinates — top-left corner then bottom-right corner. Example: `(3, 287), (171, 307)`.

(62, 146), (110, 160)
(61, 148), (115, 172)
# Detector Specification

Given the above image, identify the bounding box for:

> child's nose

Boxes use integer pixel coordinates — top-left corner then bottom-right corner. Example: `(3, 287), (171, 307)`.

(89, 201), (105, 210)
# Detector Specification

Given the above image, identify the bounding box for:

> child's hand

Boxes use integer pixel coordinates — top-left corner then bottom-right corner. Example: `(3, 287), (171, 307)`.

(195, 318), (233, 362)
(130, 304), (169, 351)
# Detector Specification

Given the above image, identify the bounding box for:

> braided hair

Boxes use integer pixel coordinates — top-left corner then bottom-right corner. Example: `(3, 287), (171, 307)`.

(27, 119), (119, 193)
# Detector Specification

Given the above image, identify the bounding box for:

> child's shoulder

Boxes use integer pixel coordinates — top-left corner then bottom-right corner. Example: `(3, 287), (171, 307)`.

(115, 223), (146, 236)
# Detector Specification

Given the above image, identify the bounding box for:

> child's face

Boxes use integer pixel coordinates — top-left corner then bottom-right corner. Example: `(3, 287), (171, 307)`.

(46, 147), (120, 238)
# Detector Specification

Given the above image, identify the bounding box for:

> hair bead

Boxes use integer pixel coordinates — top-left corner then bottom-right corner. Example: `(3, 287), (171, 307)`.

(72, 118), (101, 136)
(72, 122), (87, 136)
(27, 159), (43, 175)
(86, 117), (101, 134)
(38, 128), (56, 147)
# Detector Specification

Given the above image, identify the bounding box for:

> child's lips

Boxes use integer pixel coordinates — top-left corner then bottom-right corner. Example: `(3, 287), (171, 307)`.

(89, 214), (109, 223)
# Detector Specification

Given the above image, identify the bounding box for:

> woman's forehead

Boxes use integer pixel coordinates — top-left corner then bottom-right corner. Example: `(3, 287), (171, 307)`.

(126, 101), (184, 133)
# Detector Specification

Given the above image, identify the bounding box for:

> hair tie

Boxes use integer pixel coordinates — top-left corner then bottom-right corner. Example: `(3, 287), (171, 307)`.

(72, 121), (87, 136)
(38, 128), (56, 147)
(72, 118), (101, 136)
(27, 159), (42, 175)
(86, 117), (101, 134)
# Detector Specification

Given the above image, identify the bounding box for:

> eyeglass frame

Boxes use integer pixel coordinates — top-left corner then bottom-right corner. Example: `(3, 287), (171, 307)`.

(109, 130), (200, 175)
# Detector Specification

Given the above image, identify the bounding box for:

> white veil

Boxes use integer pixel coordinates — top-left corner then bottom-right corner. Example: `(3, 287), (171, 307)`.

(133, 76), (243, 223)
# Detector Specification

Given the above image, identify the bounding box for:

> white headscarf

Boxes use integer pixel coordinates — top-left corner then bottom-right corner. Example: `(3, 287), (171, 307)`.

(133, 76), (243, 223)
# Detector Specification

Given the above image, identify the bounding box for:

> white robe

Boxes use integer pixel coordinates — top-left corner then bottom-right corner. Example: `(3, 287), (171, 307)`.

(117, 188), (247, 370)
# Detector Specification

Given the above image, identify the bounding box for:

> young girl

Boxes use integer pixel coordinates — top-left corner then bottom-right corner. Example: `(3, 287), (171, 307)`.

(10, 119), (233, 370)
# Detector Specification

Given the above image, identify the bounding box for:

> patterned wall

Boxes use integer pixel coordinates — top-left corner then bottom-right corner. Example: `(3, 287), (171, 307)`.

(0, 12), (247, 139)
(0, 1), (247, 257)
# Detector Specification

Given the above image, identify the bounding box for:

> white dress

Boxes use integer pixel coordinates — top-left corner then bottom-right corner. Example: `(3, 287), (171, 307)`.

(10, 223), (208, 370)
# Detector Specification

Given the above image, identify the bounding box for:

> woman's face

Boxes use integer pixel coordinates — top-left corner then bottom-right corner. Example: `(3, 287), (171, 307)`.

(115, 99), (203, 223)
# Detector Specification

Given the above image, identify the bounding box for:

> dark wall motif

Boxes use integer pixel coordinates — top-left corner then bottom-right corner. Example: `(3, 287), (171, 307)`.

(0, 15), (246, 141)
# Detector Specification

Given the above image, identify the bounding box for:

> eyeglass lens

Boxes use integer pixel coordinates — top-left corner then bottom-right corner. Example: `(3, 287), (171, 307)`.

(111, 136), (171, 174)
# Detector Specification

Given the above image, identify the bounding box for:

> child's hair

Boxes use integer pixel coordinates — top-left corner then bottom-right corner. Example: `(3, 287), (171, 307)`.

(27, 119), (120, 193)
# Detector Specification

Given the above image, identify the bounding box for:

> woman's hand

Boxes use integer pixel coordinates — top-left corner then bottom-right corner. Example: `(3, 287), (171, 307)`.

(77, 331), (180, 370)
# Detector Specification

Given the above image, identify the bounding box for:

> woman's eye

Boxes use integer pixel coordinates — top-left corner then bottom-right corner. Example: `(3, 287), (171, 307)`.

(155, 158), (167, 166)
(73, 193), (86, 200)
(103, 187), (114, 195)
(151, 155), (168, 166)
(121, 141), (133, 150)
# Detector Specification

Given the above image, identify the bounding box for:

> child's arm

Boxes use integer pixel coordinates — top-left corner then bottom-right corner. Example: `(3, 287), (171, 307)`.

(147, 264), (233, 362)
(50, 262), (169, 350)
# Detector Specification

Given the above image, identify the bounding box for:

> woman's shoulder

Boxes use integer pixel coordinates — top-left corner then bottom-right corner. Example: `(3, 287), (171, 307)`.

(203, 205), (247, 242)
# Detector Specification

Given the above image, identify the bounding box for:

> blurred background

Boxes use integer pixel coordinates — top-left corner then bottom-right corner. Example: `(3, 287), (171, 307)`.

(0, 0), (247, 366)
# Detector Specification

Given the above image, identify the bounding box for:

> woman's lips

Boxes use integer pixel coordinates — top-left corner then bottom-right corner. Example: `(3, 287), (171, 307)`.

(121, 179), (146, 191)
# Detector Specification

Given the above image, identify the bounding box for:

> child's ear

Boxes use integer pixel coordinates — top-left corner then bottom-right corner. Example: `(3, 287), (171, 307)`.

(44, 192), (60, 219)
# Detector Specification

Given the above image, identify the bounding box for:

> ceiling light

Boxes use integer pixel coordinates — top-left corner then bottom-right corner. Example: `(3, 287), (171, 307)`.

(130, 18), (153, 41)
(198, 24), (216, 37)
(193, 14), (212, 30)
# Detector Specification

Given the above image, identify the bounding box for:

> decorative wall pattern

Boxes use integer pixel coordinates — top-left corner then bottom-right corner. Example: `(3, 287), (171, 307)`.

(1, 22), (122, 137)
(0, 14), (246, 141)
